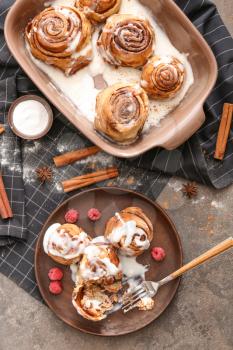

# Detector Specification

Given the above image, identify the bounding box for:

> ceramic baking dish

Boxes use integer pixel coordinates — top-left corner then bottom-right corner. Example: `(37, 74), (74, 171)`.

(4, 0), (217, 158)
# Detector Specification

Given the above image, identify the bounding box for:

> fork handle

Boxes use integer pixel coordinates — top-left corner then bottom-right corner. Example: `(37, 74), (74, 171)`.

(171, 237), (233, 279)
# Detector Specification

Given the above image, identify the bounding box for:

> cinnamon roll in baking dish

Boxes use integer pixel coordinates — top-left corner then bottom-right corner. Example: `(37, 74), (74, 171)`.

(141, 55), (185, 99)
(25, 6), (92, 76)
(76, 0), (121, 23)
(105, 207), (153, 256)
(94, 82), (149, 144)
(43, 223), (91, 265)
(97, 14), (154, 68)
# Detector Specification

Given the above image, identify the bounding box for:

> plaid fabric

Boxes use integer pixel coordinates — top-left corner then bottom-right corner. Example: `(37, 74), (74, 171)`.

(134, 0), (233, 188)
(0, 0), (233, 300)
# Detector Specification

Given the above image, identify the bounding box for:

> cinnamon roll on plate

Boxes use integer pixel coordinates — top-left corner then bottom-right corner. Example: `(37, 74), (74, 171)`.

(77, 239), (122, 287)
(76, 0), (121, 23)
(72, 284), (114, 321)
(43, 223), (91, 265)
(25, 6), (92, 76)
(141, 55), (185, 99)
(94, 82), (149, 144)
(105, 207), (153, 256)
(97, 14), (154, 68)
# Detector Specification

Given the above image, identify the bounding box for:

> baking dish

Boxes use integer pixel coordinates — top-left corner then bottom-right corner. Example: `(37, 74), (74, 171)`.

(4, 0), (217, 158)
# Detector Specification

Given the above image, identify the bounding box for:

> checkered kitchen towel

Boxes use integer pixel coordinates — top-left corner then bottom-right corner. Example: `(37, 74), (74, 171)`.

(0, 0), (233, 300)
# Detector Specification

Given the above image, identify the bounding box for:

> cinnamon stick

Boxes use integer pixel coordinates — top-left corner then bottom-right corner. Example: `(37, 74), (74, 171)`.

(53, 146), (101, 168)
(0, 194), (8, 219)
(214, 103), (233, 160)
(0, 174), (13, 219)
(62, 167), (119, 193)
(0, 125), (5, 135)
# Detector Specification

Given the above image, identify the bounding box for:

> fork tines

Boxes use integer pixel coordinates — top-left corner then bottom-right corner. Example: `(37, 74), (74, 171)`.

(122, 283), (148, 313)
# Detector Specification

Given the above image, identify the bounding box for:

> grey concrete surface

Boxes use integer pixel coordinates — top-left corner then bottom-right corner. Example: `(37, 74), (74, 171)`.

(1, 1), (233, 350)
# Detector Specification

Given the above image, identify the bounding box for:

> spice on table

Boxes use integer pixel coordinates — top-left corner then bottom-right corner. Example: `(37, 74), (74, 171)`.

(181, 181), (198, 199)
(0, 174), (13, 219)
(62, 167), (119, 193)
(214, 103), (233, 160)
(53, 146), (101, 168)
(0, 124), (5, 135)
(36, 166), (53, 183)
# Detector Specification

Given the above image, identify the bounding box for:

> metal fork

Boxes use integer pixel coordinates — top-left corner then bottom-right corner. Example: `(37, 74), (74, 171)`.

(122, 237), (233, 313)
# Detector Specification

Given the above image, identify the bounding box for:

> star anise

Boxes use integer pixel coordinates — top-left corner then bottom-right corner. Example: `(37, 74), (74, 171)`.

(181, 181), (198, 199)
(36, 166), (53, 183)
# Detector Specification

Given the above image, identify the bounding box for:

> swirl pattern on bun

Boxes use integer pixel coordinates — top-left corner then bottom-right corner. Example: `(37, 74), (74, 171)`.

(43, 223), (91, 265)
(25, 6), (92, 76)
(95, 82), (149, 144)
(97, 14), (154, 67)
(141, 55), (185, 99)
(105, 207), (153, 256)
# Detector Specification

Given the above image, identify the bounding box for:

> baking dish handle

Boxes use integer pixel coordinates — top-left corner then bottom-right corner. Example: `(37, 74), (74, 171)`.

(162, 107), (206, 150)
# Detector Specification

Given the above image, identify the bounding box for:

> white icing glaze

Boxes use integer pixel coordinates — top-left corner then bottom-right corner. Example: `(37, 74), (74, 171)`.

(43, 223), (61, 253)
(119, 255), (148, 278)
(84, 298), (102, 310)
(70, 263), (79, 282)
(108, 212), (150, 255)
(119, 254), (149, 307)
(27, 0), (194, 130)
(91, 235), (108, 243)
(43, 223), (90, 260)
(152, 55), (173, 67)
(68, 31), (81, 52)
(79, 243), (121, 281)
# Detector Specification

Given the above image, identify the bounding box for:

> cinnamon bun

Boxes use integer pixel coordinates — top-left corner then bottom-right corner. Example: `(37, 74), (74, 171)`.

(141, 55), (185, 99)
(97, 14), (154, 68)
(43, 223), (91, 265)
(25, 6), (92, 76)
(72, 284), (113, 321)
(94, 82), (149, 144)
(105, 207), (153, 256)
(75, 0), (121, 23)
(77, 239), (122, 286)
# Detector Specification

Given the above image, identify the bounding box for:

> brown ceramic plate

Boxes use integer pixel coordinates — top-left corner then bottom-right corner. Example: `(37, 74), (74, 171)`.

(5, 0), (217, 158)
(35, 187), (182, 336)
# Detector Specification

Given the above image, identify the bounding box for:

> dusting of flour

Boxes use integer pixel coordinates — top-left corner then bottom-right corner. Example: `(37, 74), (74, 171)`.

(28, 0), (194, 133)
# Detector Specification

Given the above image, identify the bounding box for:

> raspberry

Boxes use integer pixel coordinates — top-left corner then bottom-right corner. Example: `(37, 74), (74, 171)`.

(49, 280), (63, 295)
(48, 267), (63, 281)
(151, 247), (166, 262)
(64, 209), (79, 223)
(87, 208), (101, 221)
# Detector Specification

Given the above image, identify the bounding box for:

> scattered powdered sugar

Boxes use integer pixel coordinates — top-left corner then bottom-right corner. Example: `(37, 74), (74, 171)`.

(1, 147), (20, 167)
(191, 195), (205, 204)
(56, 136), (73, 153)
(211, 200), (224, 209)
(168, 178), (183, 192)
(75, 151), (115, 167)
(0, 134), (21, 172)
(23, 140), (42, 154)
(23, 164), (37, 185)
